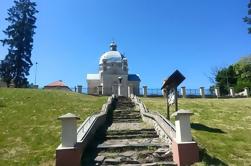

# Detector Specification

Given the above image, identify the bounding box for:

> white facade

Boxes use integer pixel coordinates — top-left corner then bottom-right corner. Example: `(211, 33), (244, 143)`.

(87, 42), (141, 96)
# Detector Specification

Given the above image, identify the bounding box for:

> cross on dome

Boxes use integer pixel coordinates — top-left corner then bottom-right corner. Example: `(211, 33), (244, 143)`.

(110, 41), (117, 51)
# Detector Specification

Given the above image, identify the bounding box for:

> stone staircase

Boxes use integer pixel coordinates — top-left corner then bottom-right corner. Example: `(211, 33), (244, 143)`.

(82, 97), (175, 166)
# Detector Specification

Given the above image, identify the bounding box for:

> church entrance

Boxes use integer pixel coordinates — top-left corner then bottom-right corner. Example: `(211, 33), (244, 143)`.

(112, 84), (118, 95)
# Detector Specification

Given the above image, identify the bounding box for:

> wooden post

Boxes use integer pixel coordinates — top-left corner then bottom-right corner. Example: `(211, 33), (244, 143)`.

(166, 88), (170, 120)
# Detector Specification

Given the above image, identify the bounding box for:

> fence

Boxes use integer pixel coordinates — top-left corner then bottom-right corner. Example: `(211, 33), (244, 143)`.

(70, 86), (249, 98)
(139, 88), (215, 97)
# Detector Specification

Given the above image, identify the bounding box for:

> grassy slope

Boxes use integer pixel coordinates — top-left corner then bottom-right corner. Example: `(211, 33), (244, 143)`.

(142, 97), (251, 166)
(0, 88), (107, 166)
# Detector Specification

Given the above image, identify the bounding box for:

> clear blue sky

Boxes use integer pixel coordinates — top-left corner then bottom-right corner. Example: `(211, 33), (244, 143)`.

(0, 0), (251, 89)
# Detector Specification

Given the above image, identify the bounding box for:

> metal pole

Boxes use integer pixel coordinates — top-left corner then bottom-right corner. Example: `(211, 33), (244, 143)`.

(174, 87), (178, 112)
(35, 62), (38, 85)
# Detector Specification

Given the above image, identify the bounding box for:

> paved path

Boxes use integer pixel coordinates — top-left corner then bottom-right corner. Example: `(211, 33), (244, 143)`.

(82, 97), (175, 166)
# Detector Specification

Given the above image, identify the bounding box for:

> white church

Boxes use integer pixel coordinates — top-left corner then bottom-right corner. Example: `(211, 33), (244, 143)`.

(86, 42), (141, 96)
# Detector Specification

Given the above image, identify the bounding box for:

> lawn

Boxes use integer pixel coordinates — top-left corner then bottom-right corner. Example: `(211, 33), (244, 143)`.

(0, 88), (107, 166)
(141, 97), (251, 166)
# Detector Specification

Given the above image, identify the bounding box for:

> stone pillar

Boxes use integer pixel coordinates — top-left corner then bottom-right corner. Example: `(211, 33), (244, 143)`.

(118, 84), (122, 96)
(128, 86), (132, 98)
(143, 86), (148, 97)
(200, 87), (205, 98)
(56, 113), (80, 166)
(181, 87), (186, 98)
(172, 110), (193, 142)
(244, 87), (250, 97)
(58, 113), (80, 147)
(229, 87), (235, 97)
(171, 110), (199, 166)
(215, 87), (220, 98)
(77, 85), (82, 94)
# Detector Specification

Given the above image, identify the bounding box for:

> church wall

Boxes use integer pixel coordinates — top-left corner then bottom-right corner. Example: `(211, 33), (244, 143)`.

(100, 62), (128, 75)
(128, 81), (140, 95)
(87, 80), (100, 95)
(102, 74), (128, 96)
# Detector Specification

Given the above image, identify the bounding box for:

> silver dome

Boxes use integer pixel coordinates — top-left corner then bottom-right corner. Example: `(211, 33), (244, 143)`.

(99, 51), (123, 64)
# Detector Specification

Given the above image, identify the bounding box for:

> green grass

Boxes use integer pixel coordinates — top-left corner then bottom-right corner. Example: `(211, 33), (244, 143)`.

(141, 97), (251, 166)
(0, 88), (107, 166)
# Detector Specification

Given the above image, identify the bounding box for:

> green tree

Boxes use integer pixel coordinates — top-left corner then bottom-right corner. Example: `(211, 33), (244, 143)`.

(213, 56), (251, 95)
(0, 0), (38, 88)
(0, 59), (13, 87)
(244, 0), (251, 33)
(215, 65), (237, 95)
(234, 56), (251, 92)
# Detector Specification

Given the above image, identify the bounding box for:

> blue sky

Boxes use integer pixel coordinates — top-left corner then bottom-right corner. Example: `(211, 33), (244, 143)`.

(0, 0), (251, 89)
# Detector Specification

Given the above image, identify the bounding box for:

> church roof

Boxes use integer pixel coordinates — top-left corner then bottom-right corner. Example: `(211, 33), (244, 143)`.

(45, 80), (68, 87)
(99, 41), (124, 64)
(128, 74), (141, 81)
(87, 74), (100, 80)
(99, 51), (123, 64)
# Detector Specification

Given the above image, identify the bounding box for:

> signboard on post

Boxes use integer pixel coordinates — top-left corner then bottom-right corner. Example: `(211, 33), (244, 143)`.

(168, 90), (176, 105)
(161, 70), (185, 120)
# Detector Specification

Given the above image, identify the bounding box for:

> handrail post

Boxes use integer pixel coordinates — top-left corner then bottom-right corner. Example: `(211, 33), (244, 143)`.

(56, 113), (81, 166)
(171, 110), (199, 166)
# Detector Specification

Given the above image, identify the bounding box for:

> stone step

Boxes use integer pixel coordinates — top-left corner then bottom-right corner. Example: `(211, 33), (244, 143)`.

(98, 161), (176, 166)
(107, 128), (156, 134)
(112, 119), (142, 123)
(107, 129), (157, 135)
(112, 117), (141, 121)
(82, 97), (175, 165)
(97, 143), (167, 152)
(113, 111), (140, 114)
(112, 117), (141, 120)
(105, 133), (159, 139)
(95, 149), (174, 165)
(113, 112), (140, 115)
(112, 114), (141, 117)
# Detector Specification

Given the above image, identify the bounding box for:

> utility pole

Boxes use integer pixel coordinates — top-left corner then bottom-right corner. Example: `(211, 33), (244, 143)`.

(226, 70), (229, 90)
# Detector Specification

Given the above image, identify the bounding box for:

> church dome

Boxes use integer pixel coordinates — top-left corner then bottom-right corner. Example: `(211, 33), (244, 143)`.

(99, 42), (124, 64)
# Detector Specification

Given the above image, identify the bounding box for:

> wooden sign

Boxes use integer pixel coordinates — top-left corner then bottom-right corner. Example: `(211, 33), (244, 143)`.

(161, 70), (185, 90)
(161, 70), (185, 120)
(168, 90), (176, 105)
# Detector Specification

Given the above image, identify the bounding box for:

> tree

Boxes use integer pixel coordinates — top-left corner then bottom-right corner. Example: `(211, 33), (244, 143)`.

(215, 65), (237, 95)
(0, 59), (13, 87)
(244, 0), (251, 33)
(213, 56), (251, 95)
(0, 0), (38, 88)
(234, 56), (251, 92)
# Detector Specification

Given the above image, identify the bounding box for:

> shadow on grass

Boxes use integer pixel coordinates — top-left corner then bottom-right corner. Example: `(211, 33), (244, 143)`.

(199, 148), (228, 166)
(191, 123), (226, 134)
(0, 102), (6, 107)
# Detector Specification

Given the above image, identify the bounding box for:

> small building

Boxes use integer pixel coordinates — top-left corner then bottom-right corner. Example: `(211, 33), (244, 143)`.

(44, 80), (71, 91)
(86, 42), (141, 96)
